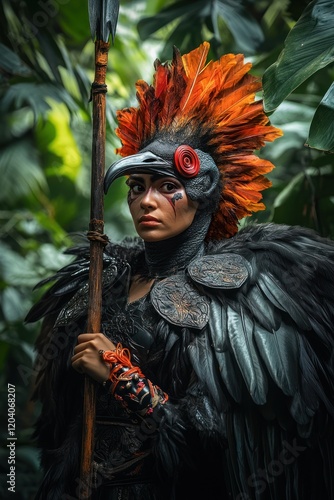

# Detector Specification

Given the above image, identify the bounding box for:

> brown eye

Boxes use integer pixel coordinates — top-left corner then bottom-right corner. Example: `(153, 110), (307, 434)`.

(132, 185), (143, 194)
(160, 181), (180, 194)
(127, 181), (144, 195)
(163, 183), (177, 191)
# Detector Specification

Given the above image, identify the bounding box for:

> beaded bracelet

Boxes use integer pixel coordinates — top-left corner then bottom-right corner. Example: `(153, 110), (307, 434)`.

(100, 343), (168, 415)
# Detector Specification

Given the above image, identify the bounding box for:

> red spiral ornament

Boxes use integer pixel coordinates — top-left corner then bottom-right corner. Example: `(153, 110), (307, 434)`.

(174, 145), (200, 178)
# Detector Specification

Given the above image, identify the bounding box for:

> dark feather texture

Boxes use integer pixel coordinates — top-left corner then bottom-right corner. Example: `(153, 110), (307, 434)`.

(27, 222), (334, 499)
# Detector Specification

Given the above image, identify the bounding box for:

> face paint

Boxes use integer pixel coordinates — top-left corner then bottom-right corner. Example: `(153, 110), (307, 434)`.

(126, 174), (198, 242)
(171, 192), (183, 205)
(127, 190), (134, 206)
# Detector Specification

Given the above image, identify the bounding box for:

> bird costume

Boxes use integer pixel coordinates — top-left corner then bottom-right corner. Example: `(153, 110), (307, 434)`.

(26, 42), (334, 499)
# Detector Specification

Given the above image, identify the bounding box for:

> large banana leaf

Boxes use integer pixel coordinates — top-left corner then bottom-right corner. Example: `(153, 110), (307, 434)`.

(306, 82), (334, 151)
(263, 0), (334, 152)
(138, 0), (264, 59)
(271, 165), (334, 236)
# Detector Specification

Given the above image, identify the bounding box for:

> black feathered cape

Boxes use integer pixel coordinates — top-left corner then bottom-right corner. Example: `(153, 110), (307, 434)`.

(26, 223), (334, 499)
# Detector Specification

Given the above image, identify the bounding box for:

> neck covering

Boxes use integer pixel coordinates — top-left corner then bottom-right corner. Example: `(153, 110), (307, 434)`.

(144, 208), (211, 278)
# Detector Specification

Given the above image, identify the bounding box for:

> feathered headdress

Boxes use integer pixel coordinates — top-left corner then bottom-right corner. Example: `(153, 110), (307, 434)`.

(114, 41), (282, 239)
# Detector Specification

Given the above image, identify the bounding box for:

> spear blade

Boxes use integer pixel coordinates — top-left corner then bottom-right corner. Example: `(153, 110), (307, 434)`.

(88, 0), (120, 42)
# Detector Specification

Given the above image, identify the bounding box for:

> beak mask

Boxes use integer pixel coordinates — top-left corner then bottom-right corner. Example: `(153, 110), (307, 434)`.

(104, 140), (221, 214)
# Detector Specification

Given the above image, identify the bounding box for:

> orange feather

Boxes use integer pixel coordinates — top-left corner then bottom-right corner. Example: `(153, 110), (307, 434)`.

(115, 42), (283, 239)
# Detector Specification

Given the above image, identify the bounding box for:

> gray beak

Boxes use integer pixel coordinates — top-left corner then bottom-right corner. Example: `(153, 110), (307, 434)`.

(104, 151), (174, 194)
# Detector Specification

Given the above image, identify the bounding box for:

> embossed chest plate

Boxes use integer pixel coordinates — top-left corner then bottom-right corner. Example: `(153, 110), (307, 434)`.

(150, 275), (210, 329)
(188, 253), (249, 289)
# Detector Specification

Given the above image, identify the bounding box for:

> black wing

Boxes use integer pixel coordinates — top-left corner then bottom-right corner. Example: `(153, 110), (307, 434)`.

(188, 223), (334, 499)
(25, 240), (121, 497)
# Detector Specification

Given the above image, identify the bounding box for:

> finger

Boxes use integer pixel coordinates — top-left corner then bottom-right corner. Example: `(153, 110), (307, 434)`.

(71, 350), (84, 364)
(71, 354), (84, 373)
(77, 333), (116, 351)
(77, 333), (98, 343)
(71, 350), (110, 383)
(74, 333), (104, 353)
(73, 341), (91, 355)
(76, 333), (111, 348)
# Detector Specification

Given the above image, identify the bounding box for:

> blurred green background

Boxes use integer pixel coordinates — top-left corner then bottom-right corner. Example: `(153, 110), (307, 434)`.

(1, 0), (334, 497)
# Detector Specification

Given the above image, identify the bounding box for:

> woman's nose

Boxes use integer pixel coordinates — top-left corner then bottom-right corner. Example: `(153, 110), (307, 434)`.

(140, 187), (158, 209)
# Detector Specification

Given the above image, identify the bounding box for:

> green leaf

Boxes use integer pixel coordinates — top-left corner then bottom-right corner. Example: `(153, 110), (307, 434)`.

(0, 242), (45, 287)
(215, 0), (264, 53)
(271, 166), (334, 235)
(158, 18), (207, 62)
(137, 0), (202, 41)
(37, 243), (73, 270)
(1, 287), (28, 321)
(35, 102), (82, 181)
(0, 83), (79, 119)
(263, 0), (334, 113)
(0, 43), (32, 78)
(138, 0), (264, 55)
(58, 0), (91, 43)
(0, 138), (47, 204)
(263, 101), (315, 165)
(33, 211), (72, 246)
(37, 31), (68, 85)
(306, 82), (334, 152)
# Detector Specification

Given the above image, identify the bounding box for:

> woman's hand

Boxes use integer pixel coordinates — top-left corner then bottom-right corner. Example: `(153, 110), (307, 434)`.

(71, 333), (116, 384)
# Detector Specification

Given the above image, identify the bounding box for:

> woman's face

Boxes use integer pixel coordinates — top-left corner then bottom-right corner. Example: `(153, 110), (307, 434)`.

(126, 174), (198, 242)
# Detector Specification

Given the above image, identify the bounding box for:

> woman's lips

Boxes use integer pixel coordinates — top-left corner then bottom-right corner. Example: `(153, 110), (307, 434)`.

(138, 215), (160, 226)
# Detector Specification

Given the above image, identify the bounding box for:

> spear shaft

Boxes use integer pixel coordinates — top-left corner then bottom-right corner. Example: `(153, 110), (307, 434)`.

(79, 38), (110, 499)
(80, 0), (119, 495)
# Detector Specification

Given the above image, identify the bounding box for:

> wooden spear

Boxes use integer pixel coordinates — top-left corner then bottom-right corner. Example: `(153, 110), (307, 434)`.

(80, 2), (119, 498)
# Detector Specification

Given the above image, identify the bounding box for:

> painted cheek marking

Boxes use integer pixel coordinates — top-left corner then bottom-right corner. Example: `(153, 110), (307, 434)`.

(171, 193), (183, 204)
(166, 197), (176, 215)
(168, 192), (183, 215)
(127, 191), (134, 206)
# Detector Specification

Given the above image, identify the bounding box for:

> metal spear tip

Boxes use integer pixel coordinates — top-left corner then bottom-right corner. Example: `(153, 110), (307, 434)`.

(104, 151), (174, 194)
(88, 0), (120, 43)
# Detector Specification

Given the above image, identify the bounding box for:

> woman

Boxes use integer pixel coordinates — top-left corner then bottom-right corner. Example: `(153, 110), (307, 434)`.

(27, 42), (334, 499)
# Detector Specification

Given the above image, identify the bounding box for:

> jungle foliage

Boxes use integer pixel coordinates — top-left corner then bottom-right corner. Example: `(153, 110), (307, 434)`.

(0, 0), (333, 497)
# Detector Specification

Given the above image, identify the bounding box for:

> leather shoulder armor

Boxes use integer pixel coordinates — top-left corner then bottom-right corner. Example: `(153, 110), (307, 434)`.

(188, 253), (249, 289)
(150, 253), (249, 329)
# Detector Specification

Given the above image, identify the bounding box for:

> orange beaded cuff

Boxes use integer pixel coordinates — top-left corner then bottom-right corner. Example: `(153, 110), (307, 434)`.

(102, 343), (168, 415)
